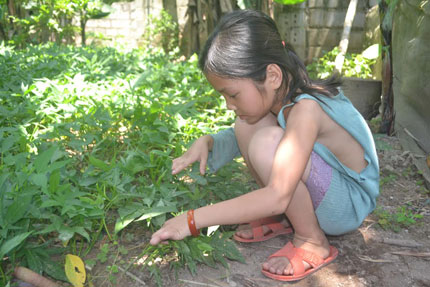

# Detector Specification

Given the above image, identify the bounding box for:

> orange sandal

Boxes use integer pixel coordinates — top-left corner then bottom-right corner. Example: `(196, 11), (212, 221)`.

(233, 217), (293, 243)
(262, 242), (338, 281)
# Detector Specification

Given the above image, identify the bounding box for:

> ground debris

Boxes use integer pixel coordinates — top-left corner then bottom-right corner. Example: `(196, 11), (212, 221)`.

(377, 237), (423, 248)
(390, 250), (430, 257)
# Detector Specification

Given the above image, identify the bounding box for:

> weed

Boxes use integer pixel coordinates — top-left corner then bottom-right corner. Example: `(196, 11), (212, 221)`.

(380, 173), (397, 187)
(373, 205), (423, 232)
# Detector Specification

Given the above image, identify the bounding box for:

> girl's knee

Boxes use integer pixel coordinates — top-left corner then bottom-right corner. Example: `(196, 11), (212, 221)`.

(234, 114), (277, 140)
(248, 126), (283, 167)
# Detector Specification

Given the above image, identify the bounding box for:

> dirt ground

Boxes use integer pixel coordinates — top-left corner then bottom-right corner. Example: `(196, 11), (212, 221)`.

(89, 134), (430, 287)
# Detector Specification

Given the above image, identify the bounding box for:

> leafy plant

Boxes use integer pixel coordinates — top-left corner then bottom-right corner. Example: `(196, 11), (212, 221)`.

(0, 43), (245, 286)
(373, 205), (423, 232)
(0, 0), (111, 47)
(141, 9), (179, 53)
(380, 173), (397, 187)
(307, 46), (378, 79)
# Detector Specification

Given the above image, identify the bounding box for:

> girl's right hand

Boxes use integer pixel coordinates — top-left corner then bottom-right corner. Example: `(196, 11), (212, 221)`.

(172, 135), (214, 175)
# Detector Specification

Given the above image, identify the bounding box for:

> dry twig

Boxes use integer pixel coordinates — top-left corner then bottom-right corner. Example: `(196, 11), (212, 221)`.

(117, 266), (146, 286)
(391, 251), (430, 257)
(380, 238), (423, 248)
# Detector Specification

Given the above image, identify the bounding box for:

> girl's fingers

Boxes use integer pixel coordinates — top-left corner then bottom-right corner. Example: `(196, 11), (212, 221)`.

(199, 157), (207, 175)
(172, 155), (197, 174)
(150, 229), (171, 245)
(172, 158), (187, 174)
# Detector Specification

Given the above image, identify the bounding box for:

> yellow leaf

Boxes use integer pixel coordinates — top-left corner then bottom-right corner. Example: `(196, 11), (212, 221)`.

(65, 254), (86, 287)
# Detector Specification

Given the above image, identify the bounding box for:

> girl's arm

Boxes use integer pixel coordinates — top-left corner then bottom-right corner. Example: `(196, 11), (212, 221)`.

(172, 127), (240, 175)
(151, 100), (321, 244)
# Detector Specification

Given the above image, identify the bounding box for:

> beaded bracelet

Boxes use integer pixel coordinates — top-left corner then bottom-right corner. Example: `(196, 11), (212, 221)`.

(187, 209), (200, 237)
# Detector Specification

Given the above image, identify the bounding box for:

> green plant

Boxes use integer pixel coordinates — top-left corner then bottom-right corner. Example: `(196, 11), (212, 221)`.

(373, 205), (423, 232)
(0, 0), (111, 47)
(141, 9), (179, 53)
(0, 43), (246, 286)
(394, 206), (423, 227)
(307, 46), (378, 79)
(380, 173), (397, 187)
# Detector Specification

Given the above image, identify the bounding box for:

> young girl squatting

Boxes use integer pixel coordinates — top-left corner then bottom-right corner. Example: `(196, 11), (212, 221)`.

(150, 10), (379, 282)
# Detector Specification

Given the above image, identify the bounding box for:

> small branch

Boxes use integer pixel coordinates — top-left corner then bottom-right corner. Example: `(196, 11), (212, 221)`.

(117, 266), (146, 286)
(380, 238), (423, 248)
(178, 279), (219, 287)
(391, 251), (430, 257)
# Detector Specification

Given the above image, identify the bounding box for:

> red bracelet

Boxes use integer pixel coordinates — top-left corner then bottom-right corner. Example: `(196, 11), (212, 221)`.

(187, 209), (200, 237)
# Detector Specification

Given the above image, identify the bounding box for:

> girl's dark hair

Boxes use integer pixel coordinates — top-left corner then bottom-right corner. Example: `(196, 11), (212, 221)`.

(199, 9), (341, 104)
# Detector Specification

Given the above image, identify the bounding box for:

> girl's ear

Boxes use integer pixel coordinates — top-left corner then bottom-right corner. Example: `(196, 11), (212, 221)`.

(265, 64), (283, 90)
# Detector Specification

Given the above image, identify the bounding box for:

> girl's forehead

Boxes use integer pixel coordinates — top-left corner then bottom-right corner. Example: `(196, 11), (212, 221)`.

(206, 73), (247, 85)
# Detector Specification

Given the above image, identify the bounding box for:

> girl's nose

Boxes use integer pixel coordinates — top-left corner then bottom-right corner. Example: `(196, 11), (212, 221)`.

(225, 99), (237, 111)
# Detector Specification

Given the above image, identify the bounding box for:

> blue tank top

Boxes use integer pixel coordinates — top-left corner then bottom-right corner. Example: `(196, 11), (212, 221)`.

(277, 91), (380, 209)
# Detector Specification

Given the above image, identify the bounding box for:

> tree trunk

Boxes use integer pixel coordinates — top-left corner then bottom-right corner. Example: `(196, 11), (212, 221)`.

(379, 0), (395, 135)
(163, 0), (178, 22)
(7, 0), (16, 39)
(80, 11), (86, 46)
(0, 23), (7, 41)
(180, 0), (235, 57)
(334, 0), (358, 74)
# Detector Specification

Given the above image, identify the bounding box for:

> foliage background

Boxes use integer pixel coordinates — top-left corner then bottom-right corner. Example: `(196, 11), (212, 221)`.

(0, 42), (250, 285)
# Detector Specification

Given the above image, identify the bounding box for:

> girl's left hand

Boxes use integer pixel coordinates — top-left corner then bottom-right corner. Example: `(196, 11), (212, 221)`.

(150, 213), (191, 245)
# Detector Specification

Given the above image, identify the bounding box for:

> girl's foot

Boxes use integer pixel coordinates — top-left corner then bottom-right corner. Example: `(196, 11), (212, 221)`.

(234, 216), (292, 242)
(262, 236), (331, 277)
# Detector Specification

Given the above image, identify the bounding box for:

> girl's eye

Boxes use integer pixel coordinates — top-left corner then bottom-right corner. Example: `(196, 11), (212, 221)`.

(229, 93), (238, 98)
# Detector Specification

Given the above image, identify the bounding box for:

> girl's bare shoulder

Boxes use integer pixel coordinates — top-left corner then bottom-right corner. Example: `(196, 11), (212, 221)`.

(287, 98), (325, 124)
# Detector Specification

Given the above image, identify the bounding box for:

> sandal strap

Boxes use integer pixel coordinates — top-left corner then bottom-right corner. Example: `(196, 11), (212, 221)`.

(249, 218), (286, 240)
(268, 242), (325, 276)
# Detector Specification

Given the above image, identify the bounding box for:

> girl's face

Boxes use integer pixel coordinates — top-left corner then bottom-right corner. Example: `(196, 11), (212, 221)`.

(206, 72), (279, 124)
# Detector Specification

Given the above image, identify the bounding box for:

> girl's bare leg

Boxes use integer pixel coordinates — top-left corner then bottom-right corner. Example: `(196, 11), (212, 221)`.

(236, 120), (330, 275)
(234, 115), (289, 238)
(234, 113), (278, 188)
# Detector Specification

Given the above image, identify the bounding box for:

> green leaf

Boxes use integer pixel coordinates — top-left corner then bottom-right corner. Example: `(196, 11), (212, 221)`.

(34, 146), (58, 173)
(41, 256), (68, 282)
(0, 231), (33, 259)
(1, 135), (17, 152)
(196, 242), (214, 251)
(25, 249), (44, 274)
(89, 156), (111, 172)
(4, 191), (33, 225)
(114, 205), (176, 234)
(58, 228), (74, 242)
(31, 173), (47, 189)
(188, 173), (207, 185)
(49, 170), (61, 193)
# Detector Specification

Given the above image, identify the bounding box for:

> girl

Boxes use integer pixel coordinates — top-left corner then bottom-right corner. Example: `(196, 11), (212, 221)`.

(150, 9), (379, 282)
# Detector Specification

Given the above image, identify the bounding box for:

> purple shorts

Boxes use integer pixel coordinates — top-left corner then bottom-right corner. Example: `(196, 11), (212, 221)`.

(305, 151), (333, 210)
